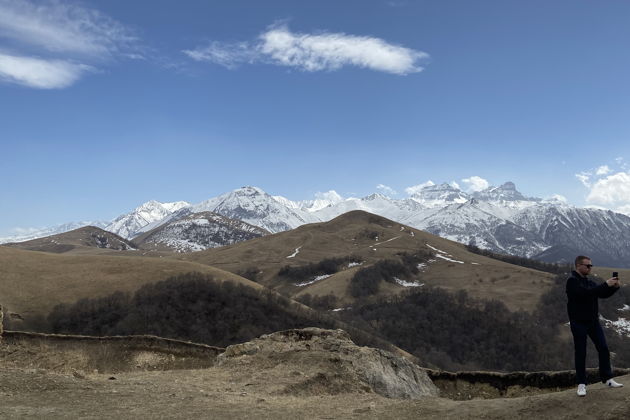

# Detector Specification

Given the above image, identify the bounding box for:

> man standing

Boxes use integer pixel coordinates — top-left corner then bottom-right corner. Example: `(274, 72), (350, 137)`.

(566, 255), (623, 396)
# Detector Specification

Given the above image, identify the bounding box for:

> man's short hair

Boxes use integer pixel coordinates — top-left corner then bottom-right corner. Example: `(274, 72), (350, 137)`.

(575, 255), (591, 267)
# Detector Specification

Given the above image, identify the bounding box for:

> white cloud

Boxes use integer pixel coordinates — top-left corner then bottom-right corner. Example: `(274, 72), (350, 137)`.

(0, 0), (138, 57)
(259, 25), (427, 74)
(314, 190), (343, 202)
(405, 180), (434, 195)
(461, 176), (489, 192)
(184, 24), (429, 75)
(586, 172), (630, 205)
(0, 53), (91, 88)
(545, 194), (568, 204)
(450, 181), (461, 190)
(0, 0), (140, 89)
(575, 172), (591, 188)
(376, 184), (397, 196)
(614, 204), (630, 216)
(596, 165), (611, 176)
(183, 41), (255, 69)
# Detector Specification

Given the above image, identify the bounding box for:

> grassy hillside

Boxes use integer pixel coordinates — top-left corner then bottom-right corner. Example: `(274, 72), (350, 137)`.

(0, 246), (261, 326)
(178, 211), (556, 312)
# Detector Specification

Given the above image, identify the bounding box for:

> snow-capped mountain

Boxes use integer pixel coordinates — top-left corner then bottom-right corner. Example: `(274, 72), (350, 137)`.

(10, 182), (630, 267)
(409, 183), (470, 207)
(133, 211), (269, 252)
(106, 200), (190, 239)
(472, 182), (539, 203)
(168, 184), (630, 267)
(406, 199), (550, 258)
(0, 221), (108, 244)
(511, 204), (630, 266)
(190, 186), (316, 233)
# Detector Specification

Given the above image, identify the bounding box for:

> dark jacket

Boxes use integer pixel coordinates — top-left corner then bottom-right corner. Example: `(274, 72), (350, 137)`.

(566, 270), (617, 321)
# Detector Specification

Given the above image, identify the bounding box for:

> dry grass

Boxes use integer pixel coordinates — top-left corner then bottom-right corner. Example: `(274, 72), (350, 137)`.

(176, 211), (555, 312)
(0, 246), (261, 323)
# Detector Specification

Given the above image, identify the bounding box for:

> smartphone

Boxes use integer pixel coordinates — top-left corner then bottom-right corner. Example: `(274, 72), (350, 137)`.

(613, 271), (619, 279)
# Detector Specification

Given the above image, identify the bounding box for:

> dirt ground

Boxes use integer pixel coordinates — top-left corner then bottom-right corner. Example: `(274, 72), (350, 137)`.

(1, 367), (629, 419)
(1, 332), (630, 419)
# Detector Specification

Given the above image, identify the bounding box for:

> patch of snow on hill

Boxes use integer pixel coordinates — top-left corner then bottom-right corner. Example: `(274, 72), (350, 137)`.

(287, 247), (301, 258)
(372, 236), (401, 246)
(295, 274), (332, 287)
(602, 316), (630, 337)
(426, 244), (464, 263)
(394, 277), (424, 287)
(435, 254), (465, 264)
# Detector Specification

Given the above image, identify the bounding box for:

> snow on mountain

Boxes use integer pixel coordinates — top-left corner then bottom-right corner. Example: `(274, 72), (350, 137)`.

(512, 204), (630, 266)
(315, 193), (425, 223)
(0, 221), (108, 244)
(298, 191), (344, 212)
(105, 200), (191, 239)
(409, 183), (470, 207)
(472, 182), (539, 203)
(407, 199), (549, 257)
(192, 186), (316, 233)
(13, 181), (630, 266)
(133, 211), (269, 253)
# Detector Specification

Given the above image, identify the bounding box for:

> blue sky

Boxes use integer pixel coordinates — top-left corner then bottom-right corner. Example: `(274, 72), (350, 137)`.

(2, 0), (630, 236)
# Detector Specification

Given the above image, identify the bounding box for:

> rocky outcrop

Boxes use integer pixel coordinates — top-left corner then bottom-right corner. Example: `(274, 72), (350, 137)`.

(217, 327), (439, 399)
(0, 304), (3, 339)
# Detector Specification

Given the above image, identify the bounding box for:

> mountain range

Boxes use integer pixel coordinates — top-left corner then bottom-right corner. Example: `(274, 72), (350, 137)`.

(4, 182), (630, 267)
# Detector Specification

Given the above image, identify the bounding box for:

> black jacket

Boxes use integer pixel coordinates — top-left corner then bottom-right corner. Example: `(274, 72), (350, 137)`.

(566, 271), (617, 321)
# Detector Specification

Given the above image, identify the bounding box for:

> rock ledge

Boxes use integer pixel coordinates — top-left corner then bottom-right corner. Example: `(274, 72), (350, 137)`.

(217, 327), (438, 399)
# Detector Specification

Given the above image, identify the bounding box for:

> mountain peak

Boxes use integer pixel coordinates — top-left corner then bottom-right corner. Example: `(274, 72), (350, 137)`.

(473, 182), (537, 202)
(235, 186), (266, 196)
(498, 181), (517, 191)
(409, 183), (469, 207)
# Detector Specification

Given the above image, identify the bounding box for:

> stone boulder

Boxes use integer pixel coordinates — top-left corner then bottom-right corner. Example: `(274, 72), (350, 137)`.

(217, 327), (438, 399)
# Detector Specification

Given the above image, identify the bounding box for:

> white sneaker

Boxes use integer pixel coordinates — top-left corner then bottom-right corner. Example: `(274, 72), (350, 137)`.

(577, 383), (586, 397)
(606, 379), (623, 388)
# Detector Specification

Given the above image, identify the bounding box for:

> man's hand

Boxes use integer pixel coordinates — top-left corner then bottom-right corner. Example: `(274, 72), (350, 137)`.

(606, 278), (621, 288)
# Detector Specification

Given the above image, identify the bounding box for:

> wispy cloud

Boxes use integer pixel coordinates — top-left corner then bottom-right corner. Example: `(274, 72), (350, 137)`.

(0, 0), (140, 89)
(376, 184), (397, 196)
(405, 180), (434, 195)
(184, 24), (429, 75)
(0, 0), (138, 56)
(545, 194), (567, 203)
(596, 165), (611, 176)
(183, 41), (256, 69)
(575, 172), (592, 188)
(461, 176), (489, 192)
(0, 52), (91, 88)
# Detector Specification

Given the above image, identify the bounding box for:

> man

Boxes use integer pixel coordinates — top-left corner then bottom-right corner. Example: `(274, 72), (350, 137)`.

(566, 256), (623, 397)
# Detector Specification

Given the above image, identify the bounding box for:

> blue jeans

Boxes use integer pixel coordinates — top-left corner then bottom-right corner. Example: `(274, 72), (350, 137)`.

(570, 319), (613, 384)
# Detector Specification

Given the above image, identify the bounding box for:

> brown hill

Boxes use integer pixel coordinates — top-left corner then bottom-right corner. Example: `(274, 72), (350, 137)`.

(0, 246), (262, 328)
(178, 210), (556, 312)
(4, 226), (135, 255)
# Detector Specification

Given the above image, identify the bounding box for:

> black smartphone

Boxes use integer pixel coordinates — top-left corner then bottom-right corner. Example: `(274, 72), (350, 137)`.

(613, 272), (619, 279)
